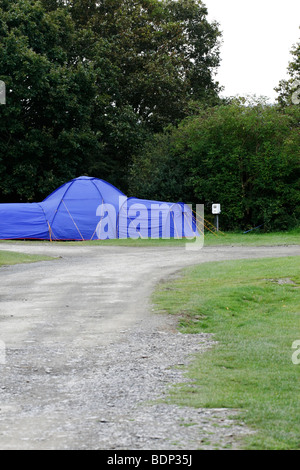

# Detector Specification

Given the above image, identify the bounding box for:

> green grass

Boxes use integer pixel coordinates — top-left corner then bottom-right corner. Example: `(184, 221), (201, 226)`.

(0, 227), (299, 247)
(203, 227), (300, 246)
(0, 250), (53, 266)
(153, 256), (300, 450)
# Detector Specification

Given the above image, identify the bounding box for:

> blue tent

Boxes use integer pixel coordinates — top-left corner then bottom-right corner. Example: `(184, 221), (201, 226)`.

(0, 176), (126, 241)
(42, 176), (126, 240)
(0, 203), (49, 240)
(0, 176), (198, 240)
(117, 197), (198, 239)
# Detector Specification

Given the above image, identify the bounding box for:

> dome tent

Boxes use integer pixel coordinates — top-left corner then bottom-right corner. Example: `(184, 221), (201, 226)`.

(42, 176), (126, 240)
(0, 176), (199, 241)
(0, 176), (126, 241)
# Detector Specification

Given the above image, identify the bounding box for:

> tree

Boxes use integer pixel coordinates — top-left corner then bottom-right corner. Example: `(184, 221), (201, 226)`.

(0, 0), (222, 202)
(275, 33), (300, 106)
(129, 98), (300, 231)
(0, 0), (106, 201)
(0, 0), (145, 200)
(42, 0), (222, 131)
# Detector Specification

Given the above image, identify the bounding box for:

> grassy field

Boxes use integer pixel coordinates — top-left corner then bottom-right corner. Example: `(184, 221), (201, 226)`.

(153, 256), (300, 450)
(203, 227), (300, 246)
(0, 227), (299, 247)
(0, 250), (53, 266)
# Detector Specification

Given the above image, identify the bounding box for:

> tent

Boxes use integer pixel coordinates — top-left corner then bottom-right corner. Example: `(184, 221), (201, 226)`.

(41, 176), (126, 240)
(0, 203), (49, 240)
(0, 176), (198, 240)
(117, 197), (198, 239)
(0, 176), (126, 241)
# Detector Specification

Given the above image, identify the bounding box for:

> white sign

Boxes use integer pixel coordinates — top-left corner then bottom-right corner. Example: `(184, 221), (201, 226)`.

(212, 203), (221, 215)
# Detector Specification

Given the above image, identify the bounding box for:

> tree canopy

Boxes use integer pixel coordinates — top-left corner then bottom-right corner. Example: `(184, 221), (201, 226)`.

(0, 0), (222, 201)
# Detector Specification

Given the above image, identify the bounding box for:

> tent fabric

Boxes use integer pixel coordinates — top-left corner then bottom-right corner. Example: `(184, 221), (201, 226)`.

(41, 176), (126, 240)
(0, 176), (126, 241)
(0, 176), (198, 240)
(117, 197), (198, 239)
(0, 203), (49, 240)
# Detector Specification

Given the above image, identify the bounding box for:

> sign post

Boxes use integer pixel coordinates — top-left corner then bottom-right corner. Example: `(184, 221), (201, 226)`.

(212, 203), (221, 232)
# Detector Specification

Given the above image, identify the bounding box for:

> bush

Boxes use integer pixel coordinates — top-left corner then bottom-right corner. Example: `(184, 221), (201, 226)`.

(129, 98), (300, 231)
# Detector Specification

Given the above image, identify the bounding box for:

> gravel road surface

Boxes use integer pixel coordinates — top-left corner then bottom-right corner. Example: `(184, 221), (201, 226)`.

(0, 242), (299, 450)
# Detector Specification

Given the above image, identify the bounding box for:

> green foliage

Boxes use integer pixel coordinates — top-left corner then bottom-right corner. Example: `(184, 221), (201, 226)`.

(0, 0), (103, 200)
(275, 34), (300, 106)
(129, 98), (300, 231)
(0, 0), (221, 202)
(65, 0), (222, 131)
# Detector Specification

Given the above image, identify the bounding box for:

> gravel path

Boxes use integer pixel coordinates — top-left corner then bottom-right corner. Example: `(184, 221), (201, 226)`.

(0, 243), (299, 450)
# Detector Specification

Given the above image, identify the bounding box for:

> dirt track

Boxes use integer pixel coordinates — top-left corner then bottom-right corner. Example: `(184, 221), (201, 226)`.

(0, 242), (299, 450)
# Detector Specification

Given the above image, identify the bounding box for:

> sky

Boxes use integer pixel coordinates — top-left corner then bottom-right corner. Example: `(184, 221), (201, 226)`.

(203, 0), (300, 103)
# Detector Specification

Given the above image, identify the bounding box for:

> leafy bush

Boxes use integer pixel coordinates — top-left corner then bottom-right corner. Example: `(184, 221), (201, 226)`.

(129, 98), (300, 231)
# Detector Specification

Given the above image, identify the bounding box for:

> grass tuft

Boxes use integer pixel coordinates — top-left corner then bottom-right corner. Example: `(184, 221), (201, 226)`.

(0, 250), (53, 266)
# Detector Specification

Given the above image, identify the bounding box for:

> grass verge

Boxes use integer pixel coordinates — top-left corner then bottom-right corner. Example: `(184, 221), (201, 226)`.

(203, 227), (300, 246)
(153, 256), (300, 450)
(0, 250), (53, 266)
(0, 227), (299, 247)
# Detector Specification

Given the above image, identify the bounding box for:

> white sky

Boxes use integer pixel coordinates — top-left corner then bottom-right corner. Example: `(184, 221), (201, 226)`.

(203, 0), (300, 103)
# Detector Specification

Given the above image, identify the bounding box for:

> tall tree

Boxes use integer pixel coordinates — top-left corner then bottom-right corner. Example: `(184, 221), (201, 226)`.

(42, 0), (222, 131)
(0, 0), (105, 201)
(0, 0), (222, 202)
(275, 33), (300, 106)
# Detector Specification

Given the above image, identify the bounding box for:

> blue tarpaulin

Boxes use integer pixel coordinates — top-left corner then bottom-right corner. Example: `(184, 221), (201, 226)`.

(117, 197), (197, 239)
(0, 203), (49, 240)
(0, 176), (198, 240)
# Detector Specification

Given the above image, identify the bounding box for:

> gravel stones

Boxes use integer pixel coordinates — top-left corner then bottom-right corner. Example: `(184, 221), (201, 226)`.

(0, 313), (250, 450)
